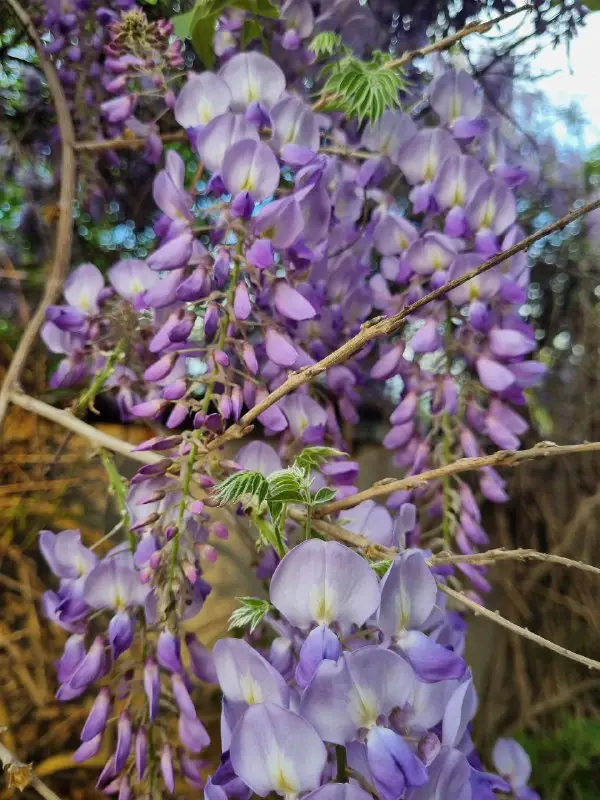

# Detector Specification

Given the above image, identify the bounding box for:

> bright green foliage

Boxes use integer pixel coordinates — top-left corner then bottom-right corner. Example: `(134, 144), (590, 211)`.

(318, 51), (406, 124)
(172, 0), (278, 66)
(517, 717), (600, 799)
(228, 597), (273, 633)
(371, 559), (393, 577)
(214, 447), (345, 557)
(308, 32), (343, 59)
(293, 446), (346, 472)
(215, 470), (270, 513)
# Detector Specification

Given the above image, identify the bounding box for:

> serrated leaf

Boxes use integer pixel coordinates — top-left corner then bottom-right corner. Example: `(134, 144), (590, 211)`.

(228, 596), (272, 633)
(312, 486), (337, 505)
(267, 469), (306, 503)
(371, 559), (392, 577)
(319, 53), (405, 124)
(294, 446), (346, 472)
(253, 514), (286, 557)
(215, 470), (269, 511)
(191, 13), (217, 68)
(171, 10), (194, 38)
(308, 31), (342, 58)
(241, 18), (261, 47)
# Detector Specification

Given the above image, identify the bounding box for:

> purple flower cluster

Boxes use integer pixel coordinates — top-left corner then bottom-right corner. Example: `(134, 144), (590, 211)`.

(42, 48), (545, 597)
(205, 540), (539, 800)
(40, 526), (218, 794)
(36, 10), (550, 797)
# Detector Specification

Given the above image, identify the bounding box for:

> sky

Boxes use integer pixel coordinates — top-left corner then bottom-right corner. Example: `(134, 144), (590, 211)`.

(498, 9), (600, 149)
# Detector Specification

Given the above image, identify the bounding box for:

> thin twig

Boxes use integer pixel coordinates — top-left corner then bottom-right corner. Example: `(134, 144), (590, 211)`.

(207, 197), (600, 453)
(316, 438), (600, 516)
(8, 391), (161, 465)
(430, 547), (600, 578)
(385, 5), (535, 70)
(0, 0), (76, 425)
(0, 740), (64, 800)
(439, 583), (600, 671)
(74, 131), (187, 152)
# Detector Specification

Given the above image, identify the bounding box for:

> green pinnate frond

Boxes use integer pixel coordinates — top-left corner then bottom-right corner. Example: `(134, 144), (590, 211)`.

(319, 53), (406, 124)
(228, 597), (273, 633)
(308, 32), (343, 58)
(215, 470), (269, 512)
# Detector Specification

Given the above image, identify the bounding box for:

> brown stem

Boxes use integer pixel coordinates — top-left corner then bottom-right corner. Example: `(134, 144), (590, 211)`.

(0, 740), (64, 800)
(0, 0), (76, 425)
(74, 131), (187, 152)
(430, 547), (600, 578)
(207, 190), (600, 453)
(8, 391), (161, 465)
(439, 583), (600, 672)
(385, 5), (536, 71)
(316, 439), (600, 516)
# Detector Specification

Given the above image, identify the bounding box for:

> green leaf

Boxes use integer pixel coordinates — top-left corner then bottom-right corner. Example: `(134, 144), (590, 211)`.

(294, 446), (346, 472)
(318, 52), (406, 124)
(312, 486), (337, 505)
(308, 32), (342, 58)
(371, 559), (393, 577)
(252, 513), (286, 557)
(171, 10), (194, 38)
(215, 470), (269, 511)
(228, 597), (272, 633)
(191, 13), (217, 68)
(241, 18), (261, 47)
(267, 469), (306, 504)
(251, 0), (279, 17)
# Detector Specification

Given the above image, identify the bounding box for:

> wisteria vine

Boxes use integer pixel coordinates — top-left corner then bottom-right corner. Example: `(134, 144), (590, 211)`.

(4, 0), (600, 798)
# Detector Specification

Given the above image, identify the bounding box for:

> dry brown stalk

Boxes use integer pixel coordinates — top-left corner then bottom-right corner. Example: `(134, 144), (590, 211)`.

(316, 439), (600, 516)
(439, 583), (600, 671)
(74, 130), (187, 152)
(0, 740), (64, 800)
(8, 392), (162, 464)
(385, 4), (535, 70)
(0, 0), (76, 425)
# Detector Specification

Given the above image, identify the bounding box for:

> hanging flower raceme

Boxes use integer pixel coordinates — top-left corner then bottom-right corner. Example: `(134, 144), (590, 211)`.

(36, 10), (549, 797)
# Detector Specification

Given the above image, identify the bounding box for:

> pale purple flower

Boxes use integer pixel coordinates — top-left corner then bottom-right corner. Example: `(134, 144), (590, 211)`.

(373, 214), (418, 256)
(64, 263), (104, 314)
(40, 529), (97, 579)
(406, 233), (456, 276)
(230, 703), (327, 796)
(253, 196), (304, 249)
(378, 552), (466, 681)
(271, 96), (319, 152)
(270, 540), (380, 631)
(406, 747), (472, 800)
(274, 281), (316, 321)
(174, 72), (232, 128)
(265, 328), (298, 367)
(397, 128), (460, 186)
(361, 110), (417, 161)
(219, 52), (285, 111)
(197, 113), (259, 174)
(301, 647), (415, 744)
(236, 441), (282, 476)
(341, 500), (394, 547)
(282, 393), (327, 441)
(223, 139), (280, 201)
(493, 738), (539, 800)
(84, 557), (150, 610)
(108, 259), (158, 300)
(213, 638), (289, 707)
(430, 70), (483, 125)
